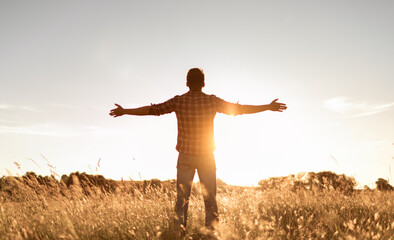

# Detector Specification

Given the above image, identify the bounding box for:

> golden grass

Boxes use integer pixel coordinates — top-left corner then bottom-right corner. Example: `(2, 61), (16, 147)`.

(0, 182), (393, 240)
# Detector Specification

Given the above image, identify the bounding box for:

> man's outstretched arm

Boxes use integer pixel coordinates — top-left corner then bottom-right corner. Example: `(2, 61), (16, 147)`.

(222, 99), (287, 115)
(109, 104), (151, 117)
(239, 99), (287, 114)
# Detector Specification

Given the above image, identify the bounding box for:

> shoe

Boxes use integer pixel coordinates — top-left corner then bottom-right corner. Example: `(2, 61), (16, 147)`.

(175, 224), (186, 240)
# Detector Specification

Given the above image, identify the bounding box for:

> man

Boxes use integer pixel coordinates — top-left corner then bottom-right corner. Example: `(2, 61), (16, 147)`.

(109, 68), (287, 234)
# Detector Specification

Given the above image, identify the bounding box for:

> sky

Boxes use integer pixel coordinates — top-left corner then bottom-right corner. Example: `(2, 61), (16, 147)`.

(1, 0), (393, 187)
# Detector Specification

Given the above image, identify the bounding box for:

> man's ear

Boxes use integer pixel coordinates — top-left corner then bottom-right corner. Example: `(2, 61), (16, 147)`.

(186, 81), (189, 87)
(202, 82), (205, 88)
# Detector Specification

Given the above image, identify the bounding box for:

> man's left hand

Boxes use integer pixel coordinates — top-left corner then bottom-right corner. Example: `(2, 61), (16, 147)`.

(110, 104), (125, 117)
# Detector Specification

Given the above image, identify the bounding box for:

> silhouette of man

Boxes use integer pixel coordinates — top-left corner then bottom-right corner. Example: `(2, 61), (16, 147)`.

(109, 68), (287, 234)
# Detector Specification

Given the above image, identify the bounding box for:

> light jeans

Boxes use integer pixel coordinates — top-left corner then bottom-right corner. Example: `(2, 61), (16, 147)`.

(175, 153), (219, 228)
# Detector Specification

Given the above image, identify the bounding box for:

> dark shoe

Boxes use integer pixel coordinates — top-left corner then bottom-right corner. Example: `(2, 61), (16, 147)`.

(175, 224), (186, 240)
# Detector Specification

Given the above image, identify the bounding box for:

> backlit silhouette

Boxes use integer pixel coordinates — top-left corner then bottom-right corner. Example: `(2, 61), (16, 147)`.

(109, 68), (287, 236)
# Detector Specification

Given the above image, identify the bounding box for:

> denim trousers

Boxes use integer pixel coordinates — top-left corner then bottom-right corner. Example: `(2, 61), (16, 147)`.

(175, 153), (219, 228)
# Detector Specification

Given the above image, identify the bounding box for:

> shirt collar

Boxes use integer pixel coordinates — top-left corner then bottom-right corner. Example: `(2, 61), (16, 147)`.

(187, 90), (203, 95)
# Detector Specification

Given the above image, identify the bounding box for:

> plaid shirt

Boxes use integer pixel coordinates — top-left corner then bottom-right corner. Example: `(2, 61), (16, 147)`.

(150, 91), (241, 156)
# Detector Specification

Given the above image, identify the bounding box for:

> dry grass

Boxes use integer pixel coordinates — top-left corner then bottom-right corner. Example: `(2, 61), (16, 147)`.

(0, 180), (393, 240)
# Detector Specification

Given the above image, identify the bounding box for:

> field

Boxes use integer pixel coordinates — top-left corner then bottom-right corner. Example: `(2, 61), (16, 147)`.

(0, 175), (393, 240)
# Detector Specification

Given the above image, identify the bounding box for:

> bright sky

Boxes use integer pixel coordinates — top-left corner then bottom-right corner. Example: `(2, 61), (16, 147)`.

(1, 1), (393, 188)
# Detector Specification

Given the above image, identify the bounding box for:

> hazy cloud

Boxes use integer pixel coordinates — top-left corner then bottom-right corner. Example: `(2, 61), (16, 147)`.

(324, 97), (394, 118)
(46, 103), (80, 110)
(0, 104), (41, 112)
(0, 124), (122, 137)
(0, 125), (78, 137)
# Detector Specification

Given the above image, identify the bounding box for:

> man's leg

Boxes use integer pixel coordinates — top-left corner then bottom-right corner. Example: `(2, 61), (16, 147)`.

(197, 155), (219, 228)
(175, 154), (195, 229)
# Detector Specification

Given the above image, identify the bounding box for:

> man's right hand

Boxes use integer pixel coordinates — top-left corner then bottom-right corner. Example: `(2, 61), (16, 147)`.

(269, 99), (287, 112)
(110, 104), (125, 117)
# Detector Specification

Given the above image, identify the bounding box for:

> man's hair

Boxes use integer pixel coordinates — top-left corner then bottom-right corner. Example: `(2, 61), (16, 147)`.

(187, 68), (204, 91)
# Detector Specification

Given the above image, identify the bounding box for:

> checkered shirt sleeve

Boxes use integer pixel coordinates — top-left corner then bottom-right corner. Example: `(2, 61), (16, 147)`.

(149, 96), (178, 116)
(213, 96), (242, 116)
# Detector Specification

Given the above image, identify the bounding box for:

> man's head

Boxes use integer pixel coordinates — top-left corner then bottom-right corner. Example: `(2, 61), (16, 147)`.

(186, 68), (205, 91)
